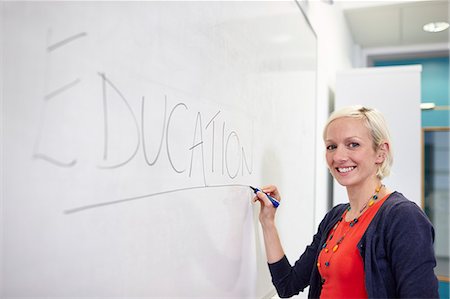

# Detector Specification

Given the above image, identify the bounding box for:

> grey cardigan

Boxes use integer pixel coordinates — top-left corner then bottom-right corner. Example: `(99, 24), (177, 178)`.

(268, 192), (439, 298)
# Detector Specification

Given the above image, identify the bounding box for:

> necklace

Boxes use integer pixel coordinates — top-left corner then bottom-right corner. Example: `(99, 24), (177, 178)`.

(348, 184), (385, 219)
(318, 184), (384, 268)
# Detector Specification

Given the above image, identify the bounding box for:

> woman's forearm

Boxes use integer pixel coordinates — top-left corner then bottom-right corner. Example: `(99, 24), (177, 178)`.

(261, 221), (285, 264)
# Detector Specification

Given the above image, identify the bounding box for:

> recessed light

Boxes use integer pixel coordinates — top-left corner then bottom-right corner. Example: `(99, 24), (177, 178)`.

(423, 22), (449, 33)
(420, 102), (436, 110)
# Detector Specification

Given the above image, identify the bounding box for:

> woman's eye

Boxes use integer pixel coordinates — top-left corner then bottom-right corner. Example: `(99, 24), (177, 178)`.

(349, 142), (360, 148)
(326, 144), (336, 150)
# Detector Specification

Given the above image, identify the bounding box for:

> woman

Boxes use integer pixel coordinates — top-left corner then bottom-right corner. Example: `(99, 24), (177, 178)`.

(253, 106), (438, 298)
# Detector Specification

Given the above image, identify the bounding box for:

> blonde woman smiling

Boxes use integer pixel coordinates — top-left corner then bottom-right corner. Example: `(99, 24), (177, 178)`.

(253, 106), (438, 299)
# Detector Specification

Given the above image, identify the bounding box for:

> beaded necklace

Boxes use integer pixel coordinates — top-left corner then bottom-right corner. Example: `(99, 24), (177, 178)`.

(318, 185), (384, 268)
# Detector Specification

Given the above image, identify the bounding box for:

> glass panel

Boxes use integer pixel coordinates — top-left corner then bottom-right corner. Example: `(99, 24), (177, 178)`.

(424, 129), (450, 278)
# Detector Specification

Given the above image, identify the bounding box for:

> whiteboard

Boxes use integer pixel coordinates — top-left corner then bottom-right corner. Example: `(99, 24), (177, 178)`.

(1, 1), (317, 298)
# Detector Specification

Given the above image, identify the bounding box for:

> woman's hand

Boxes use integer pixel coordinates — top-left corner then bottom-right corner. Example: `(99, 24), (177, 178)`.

(252, 184), (285, 263)
(252, 185), (281, 227)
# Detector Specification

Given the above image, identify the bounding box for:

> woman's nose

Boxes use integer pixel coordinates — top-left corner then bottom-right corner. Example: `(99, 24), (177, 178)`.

(333, 146), (348, 163)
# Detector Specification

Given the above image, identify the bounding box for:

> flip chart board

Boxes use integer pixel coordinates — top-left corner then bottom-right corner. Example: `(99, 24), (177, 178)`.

(1, 1), (317, 297)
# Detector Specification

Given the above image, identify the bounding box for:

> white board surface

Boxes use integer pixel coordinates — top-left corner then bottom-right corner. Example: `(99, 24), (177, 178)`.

(1, 1), (317, 298)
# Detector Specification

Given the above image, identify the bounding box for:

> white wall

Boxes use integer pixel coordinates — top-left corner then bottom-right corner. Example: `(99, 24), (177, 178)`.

(300, 1), (356, 228)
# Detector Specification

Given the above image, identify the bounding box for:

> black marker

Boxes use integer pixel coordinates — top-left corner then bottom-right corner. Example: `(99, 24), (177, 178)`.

(250, 186), (280, 208)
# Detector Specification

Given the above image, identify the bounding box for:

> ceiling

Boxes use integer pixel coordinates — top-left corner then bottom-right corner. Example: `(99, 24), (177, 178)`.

(340, 0), (449, 49)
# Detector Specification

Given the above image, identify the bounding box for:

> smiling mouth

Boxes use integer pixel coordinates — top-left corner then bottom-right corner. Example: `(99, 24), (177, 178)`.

(337, 166), (355, 173)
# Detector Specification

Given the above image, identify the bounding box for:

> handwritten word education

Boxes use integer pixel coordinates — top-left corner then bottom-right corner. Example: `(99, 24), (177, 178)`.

(32, 30), (254, 214)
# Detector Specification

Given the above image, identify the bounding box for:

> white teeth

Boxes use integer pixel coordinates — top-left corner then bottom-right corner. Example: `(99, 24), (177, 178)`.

(338, 167), (355, 173)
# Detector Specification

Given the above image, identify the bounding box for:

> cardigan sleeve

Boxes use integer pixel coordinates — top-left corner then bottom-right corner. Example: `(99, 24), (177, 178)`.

(267, 236), (318, 297)
(386, 200), (439, 298)
(267, 206), (344, 298)
(268, 233), (320, 298)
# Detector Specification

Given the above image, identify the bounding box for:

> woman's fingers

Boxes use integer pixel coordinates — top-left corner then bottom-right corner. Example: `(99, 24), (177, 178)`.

(257, 191), (279, 208)
(261, 185), (281, 202)
(252, 192), (266, 205)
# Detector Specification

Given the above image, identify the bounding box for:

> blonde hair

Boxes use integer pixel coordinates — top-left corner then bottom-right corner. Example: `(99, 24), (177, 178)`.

(323, 105), (393, 179)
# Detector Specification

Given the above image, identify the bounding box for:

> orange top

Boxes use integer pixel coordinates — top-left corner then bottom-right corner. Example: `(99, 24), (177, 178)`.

(318, 193), (391, 299)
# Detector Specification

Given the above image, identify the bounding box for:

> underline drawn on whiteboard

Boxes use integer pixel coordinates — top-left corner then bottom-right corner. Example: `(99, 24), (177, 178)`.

(206, 110), (221, 173)
(166, 103), (188, 173)
(63, 183), (250, 215)
(32, 29), (80, 167)
(97, 72), (141, 169)
(44, 78), (81, 101)
(47, 32), (87, 52)
(142, 95), (167, 166)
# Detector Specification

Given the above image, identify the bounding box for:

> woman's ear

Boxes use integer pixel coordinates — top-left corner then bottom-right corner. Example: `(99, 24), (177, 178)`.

(376, 142), (389, 164)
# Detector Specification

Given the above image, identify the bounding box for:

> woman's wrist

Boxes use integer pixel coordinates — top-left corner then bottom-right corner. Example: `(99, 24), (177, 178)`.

(261, 219), (276, 230)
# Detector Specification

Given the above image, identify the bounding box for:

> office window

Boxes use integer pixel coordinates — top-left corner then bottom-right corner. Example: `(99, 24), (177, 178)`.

(423, 128), (449, 281)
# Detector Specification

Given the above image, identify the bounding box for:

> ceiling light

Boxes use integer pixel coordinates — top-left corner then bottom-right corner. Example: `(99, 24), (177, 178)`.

(420, 103), (436, 110)
(423, 22), (449, 33)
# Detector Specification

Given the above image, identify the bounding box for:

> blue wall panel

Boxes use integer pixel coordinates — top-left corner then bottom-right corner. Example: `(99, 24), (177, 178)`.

(374, 57), (449, 128)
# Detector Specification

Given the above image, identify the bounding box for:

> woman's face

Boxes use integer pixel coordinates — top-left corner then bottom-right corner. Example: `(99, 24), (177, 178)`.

(325, 117), (383, 188)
